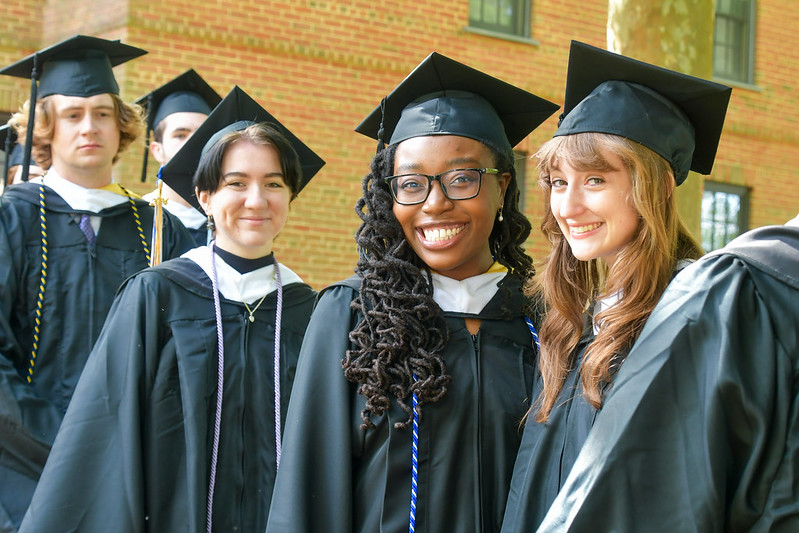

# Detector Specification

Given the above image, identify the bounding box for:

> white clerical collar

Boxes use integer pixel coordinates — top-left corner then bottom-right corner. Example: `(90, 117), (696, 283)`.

(36, 168), (128, 213)
(183, 246), (304, 302)
(430, 263), (508, 315)
(143, 190), (207, 229)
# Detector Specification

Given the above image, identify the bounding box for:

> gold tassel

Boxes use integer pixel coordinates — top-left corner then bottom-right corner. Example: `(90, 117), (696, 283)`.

(149, 180), (167, 267)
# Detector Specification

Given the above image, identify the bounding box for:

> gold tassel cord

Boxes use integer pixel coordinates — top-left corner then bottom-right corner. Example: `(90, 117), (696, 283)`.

(148, 180), (167, 267)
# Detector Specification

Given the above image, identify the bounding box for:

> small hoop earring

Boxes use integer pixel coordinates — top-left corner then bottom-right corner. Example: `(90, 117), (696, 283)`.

(497, 206), (504, 222)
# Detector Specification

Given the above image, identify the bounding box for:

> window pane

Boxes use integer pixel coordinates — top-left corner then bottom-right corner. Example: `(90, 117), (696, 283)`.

(469, 0), (528, 37)
(701, 183), (749, 251)
(713, 0), (753, 82)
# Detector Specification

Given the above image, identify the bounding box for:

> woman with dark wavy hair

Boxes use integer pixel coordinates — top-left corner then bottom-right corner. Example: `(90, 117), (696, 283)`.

(267, 53), (557, 533)
(501, 41), (732, 533)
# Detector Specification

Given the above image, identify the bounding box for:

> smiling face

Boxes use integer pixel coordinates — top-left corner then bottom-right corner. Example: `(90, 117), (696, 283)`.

(197, 139), (290, 259)
(49, 93), (120, 186)
(548, 148), (640, 268)
(391, 135), (509, 280)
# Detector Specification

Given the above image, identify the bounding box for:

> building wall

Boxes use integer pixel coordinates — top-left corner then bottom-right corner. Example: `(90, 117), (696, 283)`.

(1, 0), (796, 289)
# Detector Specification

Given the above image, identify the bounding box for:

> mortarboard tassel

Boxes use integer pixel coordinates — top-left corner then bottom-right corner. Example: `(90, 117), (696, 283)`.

(2, 129), (11, 188)
(20, 53), (39, 183)
(376, 97), (387, 153)
(140, 94), (153, 182)
(148, 167), (167, 267)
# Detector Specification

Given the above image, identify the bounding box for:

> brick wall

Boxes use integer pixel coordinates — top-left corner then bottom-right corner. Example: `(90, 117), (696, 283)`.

(1, 0), (797, 289)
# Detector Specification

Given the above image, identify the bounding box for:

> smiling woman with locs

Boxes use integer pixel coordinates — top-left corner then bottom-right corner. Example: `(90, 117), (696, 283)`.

(266, 53), (558, 533)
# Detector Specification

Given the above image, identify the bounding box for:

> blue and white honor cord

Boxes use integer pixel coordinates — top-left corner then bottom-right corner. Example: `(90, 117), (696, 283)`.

(524, 316), (541, 351)
(407, 317), (540, 532)
(409, 379), (419, 533)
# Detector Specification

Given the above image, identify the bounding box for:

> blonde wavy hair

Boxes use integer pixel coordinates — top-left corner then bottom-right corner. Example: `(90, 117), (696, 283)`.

(527, 132), (702, 423)
(11, 93), (144, 169)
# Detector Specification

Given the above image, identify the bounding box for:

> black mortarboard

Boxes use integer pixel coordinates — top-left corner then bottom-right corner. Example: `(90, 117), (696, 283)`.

(555, 41), (732, 185)
(0, 35), (147, 98)
(1, 124), (38, 186)
(355, 52), (559, 155)
(135, 69), (222, 181)
(0, 35), (146, 183)
(136, 69), (222, 131)
(160, 86), (325, 211)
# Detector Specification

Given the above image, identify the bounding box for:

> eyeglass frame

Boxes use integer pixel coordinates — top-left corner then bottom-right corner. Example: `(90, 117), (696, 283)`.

(382, 167), (500, 205)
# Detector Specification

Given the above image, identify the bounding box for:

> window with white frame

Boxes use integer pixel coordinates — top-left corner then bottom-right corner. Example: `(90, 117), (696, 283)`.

(701, 181), (749, 251)
(714, 0), (756, 83)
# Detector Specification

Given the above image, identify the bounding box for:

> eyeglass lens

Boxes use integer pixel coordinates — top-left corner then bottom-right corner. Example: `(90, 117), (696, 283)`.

(391, 169), (482, 204)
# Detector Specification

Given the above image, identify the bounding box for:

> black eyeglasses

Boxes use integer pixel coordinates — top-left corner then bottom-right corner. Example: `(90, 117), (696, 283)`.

(383, 168), (499, 205)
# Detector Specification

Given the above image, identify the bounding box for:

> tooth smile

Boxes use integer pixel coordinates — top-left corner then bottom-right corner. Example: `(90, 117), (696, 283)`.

(422, 226), (464, 242)
(573, 223), (601, 234)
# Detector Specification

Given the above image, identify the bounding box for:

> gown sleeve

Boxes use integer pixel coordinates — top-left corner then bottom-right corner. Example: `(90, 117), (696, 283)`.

(266, 284), (360, 533)
(19, 273), (165, 533)
(538, 247), (799, 532)
(0, 202), (62, 480)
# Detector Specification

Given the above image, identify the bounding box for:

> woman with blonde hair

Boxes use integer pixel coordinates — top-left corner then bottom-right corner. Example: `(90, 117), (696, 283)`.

(501, 41), (731, 532)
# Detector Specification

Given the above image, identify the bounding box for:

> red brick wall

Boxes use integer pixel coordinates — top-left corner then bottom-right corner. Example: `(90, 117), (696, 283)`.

(1, 0), (797, 289)
(0, 0), (43, 113)
(713, 0), (799, 229)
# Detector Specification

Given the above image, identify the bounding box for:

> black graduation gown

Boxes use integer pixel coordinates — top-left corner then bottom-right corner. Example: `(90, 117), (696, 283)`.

(0, 182), (194, 529)
(18, 257), (316, 532)
(187, 225), (207, 247)
(536, 223), (799, 532)
(500, 316), (611, 533)
(266, 274), (537, 533)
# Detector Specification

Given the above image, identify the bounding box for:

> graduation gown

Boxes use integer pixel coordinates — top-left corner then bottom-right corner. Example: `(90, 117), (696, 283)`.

(18, 255), (316, 532)
(0, 182), (194, 529)
(536, 223), (799, 532)
(500, 316), (610, 533)
(266, 273), (537, 533)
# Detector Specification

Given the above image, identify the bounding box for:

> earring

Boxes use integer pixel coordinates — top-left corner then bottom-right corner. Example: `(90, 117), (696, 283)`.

(497, 206), (504, 222)
(207, 215), (215, 232)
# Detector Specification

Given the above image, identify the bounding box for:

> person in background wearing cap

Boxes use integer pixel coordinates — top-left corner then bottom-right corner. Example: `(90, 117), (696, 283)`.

(0, 35), (194, 530)
(138, 69), (222, 245)
(534, 219), (799, 533)
(266, 53), (558, 533)
(18, 86), (324, 533)
(500, 41), (732, 533)
(1, 124), (45, 192)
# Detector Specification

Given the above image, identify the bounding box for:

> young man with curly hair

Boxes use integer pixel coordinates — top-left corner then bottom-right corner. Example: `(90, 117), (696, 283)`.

(0, 35), (193, 530)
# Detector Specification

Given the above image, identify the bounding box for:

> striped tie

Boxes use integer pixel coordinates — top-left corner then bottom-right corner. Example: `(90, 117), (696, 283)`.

(78, 214), (96, 246)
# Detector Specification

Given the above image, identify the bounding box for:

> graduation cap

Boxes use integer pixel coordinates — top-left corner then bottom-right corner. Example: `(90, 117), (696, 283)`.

(2, 125), (29, 182)
(0, 34), (146, 98)
(160, 86), (325, 211)
(355, 52), (559, 155)
(555, 41), (732, 185)
(0, 35), (147, 183)
(135, 69), (222, 182)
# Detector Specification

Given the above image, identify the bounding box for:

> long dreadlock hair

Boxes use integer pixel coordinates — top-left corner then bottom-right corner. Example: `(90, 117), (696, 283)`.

(344, 141), (534, 430)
